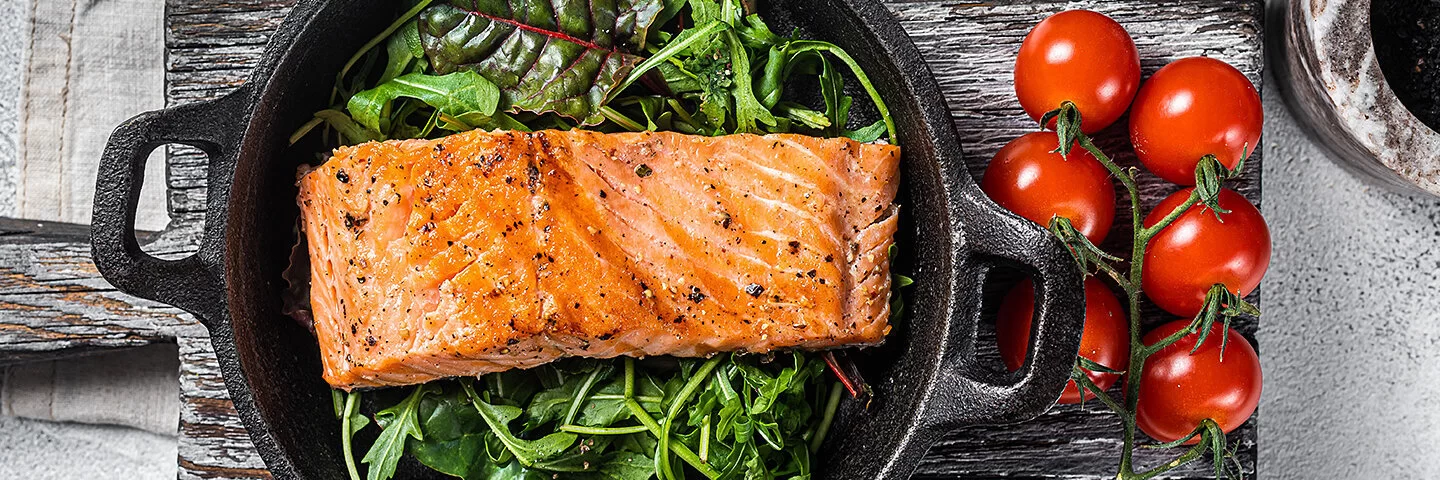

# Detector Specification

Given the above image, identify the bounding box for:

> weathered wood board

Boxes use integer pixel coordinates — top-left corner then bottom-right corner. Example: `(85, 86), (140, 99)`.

(0, 0), (1263, 479)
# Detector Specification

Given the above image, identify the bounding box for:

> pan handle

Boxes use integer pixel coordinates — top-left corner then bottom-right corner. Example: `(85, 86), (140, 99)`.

(819, 203), (1085, 480)
(940, 201), (1086, 426)
(91, 90), (249, 322)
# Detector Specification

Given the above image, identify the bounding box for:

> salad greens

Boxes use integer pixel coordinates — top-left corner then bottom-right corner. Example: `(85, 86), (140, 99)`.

(339, 356), (835, 480)
(293, 0), (898, 146)
(298, 0), (912, 478)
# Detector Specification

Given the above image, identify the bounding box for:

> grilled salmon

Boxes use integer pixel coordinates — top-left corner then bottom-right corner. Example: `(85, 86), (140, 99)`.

(299, 130), (900, 390)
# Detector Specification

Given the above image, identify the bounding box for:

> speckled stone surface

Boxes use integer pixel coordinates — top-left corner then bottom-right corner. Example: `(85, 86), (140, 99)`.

(1259, 72), (1440, 479)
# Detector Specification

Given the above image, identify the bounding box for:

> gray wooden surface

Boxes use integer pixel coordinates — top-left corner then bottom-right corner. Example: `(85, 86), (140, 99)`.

(0, 0), (1263, 478)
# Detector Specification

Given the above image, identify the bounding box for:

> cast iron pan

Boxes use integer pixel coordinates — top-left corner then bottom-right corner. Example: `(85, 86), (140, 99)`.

(92, 0), (1085, 478)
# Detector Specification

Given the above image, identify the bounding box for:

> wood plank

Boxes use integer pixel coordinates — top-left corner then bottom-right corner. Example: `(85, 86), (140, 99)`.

(0, 219), (195, 365)
(164, 1), (295, 478)
(0, 0), (1265, 479)
(178, 333), (271, 480)
(891, 1), (1263, 477)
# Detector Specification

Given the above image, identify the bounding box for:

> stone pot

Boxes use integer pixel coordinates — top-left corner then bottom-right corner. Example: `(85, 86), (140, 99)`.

(1271, 0), (1440, 196)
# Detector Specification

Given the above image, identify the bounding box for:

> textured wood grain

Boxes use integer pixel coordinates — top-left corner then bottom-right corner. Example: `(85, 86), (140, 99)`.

(891, 2), (1263, 477)
(164, 0), (295, 478)
(0, 219), (194, 365)
(179, 333), (272, 480)
(0, 0), (1263, 479)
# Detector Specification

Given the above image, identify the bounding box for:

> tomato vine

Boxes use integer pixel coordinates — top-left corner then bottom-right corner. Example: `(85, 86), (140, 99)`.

(1041, 101), (1260, 479)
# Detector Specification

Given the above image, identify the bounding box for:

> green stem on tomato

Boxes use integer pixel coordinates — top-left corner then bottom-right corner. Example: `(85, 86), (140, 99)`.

(1065, 104), (1226, 479)
(1081, 134), (1146, 478)
(1067, 115), (1146, 478)
(1137, 191), (1201, 241)
(1143, 322), (1200, 358)
(1070, 366), (1126, 417)
(1131, 440), (1210, 480)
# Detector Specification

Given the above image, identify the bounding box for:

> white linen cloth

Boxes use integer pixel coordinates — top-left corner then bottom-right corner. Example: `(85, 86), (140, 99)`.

(4, 0), (167, 231)
(0, 0), (180, 442)
(1, 345), (179, 436)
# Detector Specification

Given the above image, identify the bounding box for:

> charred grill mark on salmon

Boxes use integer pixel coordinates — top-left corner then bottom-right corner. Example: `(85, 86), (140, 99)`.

(298, 130), (900, 389)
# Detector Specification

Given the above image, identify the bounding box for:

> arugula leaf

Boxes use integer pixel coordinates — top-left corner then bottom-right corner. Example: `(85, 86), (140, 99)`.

(775, 102), (830, 130)
(523, 362), (614, 430)
(844, 120), (888, 143)
(687, 0), (730, 26)
(724, 30), (777, 133)
(313, 109), (382, 145)
(334, 0), (435, 103)
(756, 45), (786, 109)
(347, 71), (500, 134)
(487, 369), (541, 406)
(781, 40), (897, 142)
(407, 383), (492, 479)
(735, 14), (782, 48)
(362, 385), (434, 480)
(334, 390), (368, 480)
(747, 362), (798, 415)
(463, 382), (578, 467)
(568, 451), (655, 480)
(817, 55), (849, 137)
(379, 20), (424, 84)
(576, 378), (645, 427)
(471, 461), (552, 480)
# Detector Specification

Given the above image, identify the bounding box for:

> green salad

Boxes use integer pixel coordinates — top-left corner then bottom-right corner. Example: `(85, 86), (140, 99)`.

(297, 0), (907, 478)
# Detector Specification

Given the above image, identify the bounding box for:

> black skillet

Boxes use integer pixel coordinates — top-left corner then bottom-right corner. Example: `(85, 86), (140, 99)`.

(92, 0), (1084, 478)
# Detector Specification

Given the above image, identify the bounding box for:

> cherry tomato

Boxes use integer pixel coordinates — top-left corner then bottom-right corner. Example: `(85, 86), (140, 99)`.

(1015, 10), (1141, 134)
(1136, 320), (1261, 444)
(981, 132), (1116, 243)
(1142, 188), (1270, 317)
(1129, 57), (1262, 185)
(997, 277), (1128, 404)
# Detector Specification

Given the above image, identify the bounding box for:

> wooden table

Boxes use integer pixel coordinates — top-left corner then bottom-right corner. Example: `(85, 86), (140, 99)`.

(0, 1), (1263, 478)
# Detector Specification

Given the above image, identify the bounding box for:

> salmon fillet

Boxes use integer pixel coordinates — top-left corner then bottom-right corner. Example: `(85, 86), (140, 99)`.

(299, 129), (900, 390)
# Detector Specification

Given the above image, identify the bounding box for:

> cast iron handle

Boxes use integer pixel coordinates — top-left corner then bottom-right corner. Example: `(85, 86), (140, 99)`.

(844, 201), (1086, 480)
(944, 204), (1086, 424)
(91, 90), (250, 323)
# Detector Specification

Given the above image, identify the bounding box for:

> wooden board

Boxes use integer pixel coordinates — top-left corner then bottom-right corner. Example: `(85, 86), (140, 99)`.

(0, 1), (1263, 478)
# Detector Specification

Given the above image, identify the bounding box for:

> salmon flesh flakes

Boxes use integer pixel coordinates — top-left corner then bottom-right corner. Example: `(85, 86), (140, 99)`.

(298, 129), (900, 390)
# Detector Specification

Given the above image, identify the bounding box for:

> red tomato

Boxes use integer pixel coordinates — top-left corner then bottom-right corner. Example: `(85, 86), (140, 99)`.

(981, 132), (1116, 243)
(1142, 188), (1270, 317)
(1014, 10), (1141, 134)
(997, 277), (1128, 404)
(1136, 320), (1261, 444)
(1129, 57), (1262, 185)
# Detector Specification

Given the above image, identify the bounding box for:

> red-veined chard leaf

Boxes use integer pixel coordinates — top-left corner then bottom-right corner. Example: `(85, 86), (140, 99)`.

(418, 0), (665, 125)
